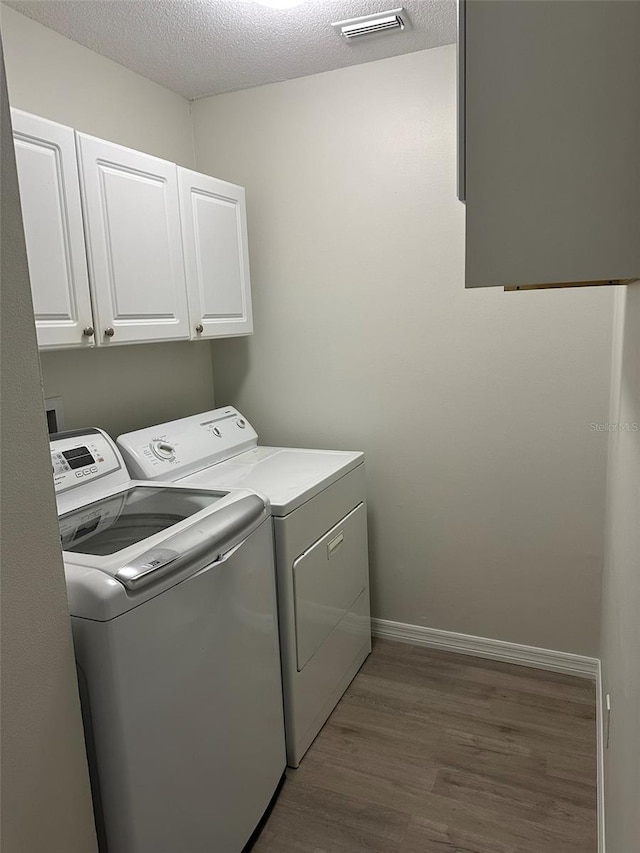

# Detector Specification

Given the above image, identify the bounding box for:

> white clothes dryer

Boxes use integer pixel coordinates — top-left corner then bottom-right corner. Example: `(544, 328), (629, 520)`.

(51, 428), (285, 852)
(118, 407), (372, 767)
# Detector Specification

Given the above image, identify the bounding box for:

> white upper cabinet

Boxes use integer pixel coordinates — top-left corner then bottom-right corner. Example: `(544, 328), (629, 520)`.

(77, 133), (190, 345)
(12, 110), (255, 349)
(178, 169), (253, 339)
(11, 109), (95, 349)
(459, 0), (640, 289)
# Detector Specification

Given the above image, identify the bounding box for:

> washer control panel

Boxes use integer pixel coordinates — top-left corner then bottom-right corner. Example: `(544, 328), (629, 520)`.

(50, 429), (122, 494)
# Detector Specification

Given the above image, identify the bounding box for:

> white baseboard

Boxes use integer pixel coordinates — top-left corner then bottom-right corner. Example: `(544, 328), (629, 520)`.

(371, 618), (599, 679)
(596, 660), (606, 853)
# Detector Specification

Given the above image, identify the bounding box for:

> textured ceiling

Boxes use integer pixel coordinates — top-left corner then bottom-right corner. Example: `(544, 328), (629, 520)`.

(5, 0), (457, 100)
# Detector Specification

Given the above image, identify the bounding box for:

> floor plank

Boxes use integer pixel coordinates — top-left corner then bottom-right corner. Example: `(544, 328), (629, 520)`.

(251, 638), (597, 853)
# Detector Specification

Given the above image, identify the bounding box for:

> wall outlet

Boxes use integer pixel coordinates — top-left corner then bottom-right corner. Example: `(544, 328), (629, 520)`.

(44, 396), (65, 435)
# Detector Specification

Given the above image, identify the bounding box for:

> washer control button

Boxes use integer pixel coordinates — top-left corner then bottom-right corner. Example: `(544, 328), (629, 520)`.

(236, 418), (246, 429)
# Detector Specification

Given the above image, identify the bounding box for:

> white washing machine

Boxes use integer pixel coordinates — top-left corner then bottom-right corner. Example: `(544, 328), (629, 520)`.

(51, 428), (286, 852)
(118, 407), (372, 767)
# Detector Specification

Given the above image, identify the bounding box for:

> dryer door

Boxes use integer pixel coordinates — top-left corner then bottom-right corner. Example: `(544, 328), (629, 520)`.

(293, 503), (368, 671)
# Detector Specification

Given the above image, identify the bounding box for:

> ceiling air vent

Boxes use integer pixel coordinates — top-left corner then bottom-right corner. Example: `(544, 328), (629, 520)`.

(332, 8), (407, 40)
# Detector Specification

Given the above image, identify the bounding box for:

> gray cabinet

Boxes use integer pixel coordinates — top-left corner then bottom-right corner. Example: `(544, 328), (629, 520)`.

(459, 0), (640, 289)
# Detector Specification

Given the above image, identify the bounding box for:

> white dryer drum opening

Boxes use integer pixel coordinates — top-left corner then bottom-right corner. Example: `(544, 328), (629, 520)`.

(292, 503), (368, 672)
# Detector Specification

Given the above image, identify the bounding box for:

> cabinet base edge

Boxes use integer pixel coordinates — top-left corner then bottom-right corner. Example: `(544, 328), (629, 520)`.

(504, 279), (636, 292)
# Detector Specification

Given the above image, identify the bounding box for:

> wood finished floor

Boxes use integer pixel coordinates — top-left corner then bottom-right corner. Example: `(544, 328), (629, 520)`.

(252, 639), (597, 853)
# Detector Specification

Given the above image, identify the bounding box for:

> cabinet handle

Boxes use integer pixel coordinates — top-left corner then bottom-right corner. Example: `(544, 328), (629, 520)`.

(104, 327), (115, 338)
(82, 326), (94, 337)
(327, 532), (344, 559)
(195, 324), (204, 334)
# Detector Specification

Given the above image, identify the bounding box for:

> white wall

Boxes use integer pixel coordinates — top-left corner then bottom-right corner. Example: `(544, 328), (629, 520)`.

(192, 46), (614, 655)
(0, 5), (215, 438)
(0, 43), (97, 853)
(600, 284), (640, 852)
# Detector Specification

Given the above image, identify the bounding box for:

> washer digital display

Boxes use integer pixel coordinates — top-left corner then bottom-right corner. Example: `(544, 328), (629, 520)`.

(62, 446), (96, 470)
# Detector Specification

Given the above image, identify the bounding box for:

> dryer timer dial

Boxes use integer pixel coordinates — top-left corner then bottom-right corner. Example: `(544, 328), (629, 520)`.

(150, 440), (176, 461)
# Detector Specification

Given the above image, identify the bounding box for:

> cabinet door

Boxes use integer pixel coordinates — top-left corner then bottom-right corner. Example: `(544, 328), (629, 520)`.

(463, 0), (640, 288)
(77, 134), (190, 345)
(178, 169), (253, 339)
(12, 110), (95, 349)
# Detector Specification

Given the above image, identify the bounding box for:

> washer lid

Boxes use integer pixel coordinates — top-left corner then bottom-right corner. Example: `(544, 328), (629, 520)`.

(61, 486), (269, 620)
(60, 485), (226, 556)
(182, 446), (364, 516)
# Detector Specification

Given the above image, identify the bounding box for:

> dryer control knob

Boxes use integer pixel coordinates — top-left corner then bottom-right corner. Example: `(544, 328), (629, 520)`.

(150, 440), (176, 461)
(236, 418), (246, 429)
